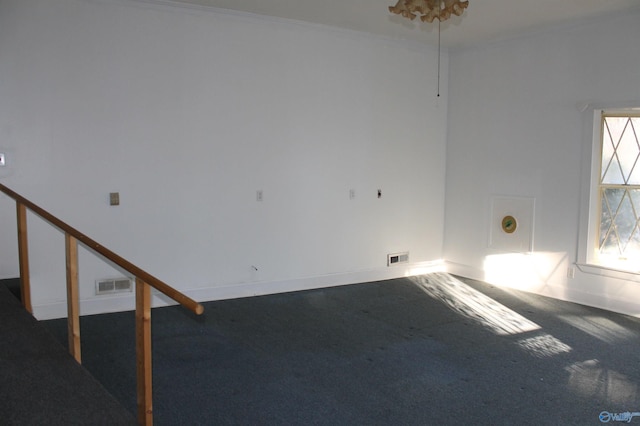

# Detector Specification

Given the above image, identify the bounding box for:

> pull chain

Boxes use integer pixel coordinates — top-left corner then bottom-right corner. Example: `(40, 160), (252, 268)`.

(437, 17), (441, 98)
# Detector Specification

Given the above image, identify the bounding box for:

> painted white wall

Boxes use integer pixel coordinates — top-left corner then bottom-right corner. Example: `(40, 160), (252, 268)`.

(444, 12), (640, 316)
(0, 0), (447, 318)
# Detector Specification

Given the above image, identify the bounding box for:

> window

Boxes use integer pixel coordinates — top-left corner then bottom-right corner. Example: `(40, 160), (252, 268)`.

(592, 112), (640, 272)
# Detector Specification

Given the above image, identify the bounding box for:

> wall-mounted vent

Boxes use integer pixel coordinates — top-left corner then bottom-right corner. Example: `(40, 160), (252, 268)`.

(96, 278), (133, 295)
(387, 252), (409, 266)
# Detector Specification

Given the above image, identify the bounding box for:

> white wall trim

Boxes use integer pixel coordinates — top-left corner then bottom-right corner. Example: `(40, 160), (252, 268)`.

(577, 104), (640, 271)
(575, 263), (640, 283)
(33, 260), (445, 320)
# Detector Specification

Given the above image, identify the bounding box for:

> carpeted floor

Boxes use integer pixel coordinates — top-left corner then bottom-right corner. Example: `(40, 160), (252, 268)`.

(41, 273), (640, 425)
(0, 281), (135, 426)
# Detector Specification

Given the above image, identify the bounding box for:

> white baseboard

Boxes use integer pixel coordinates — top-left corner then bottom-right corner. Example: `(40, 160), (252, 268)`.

(445, 260), (640, 318)
(444, 261), (485, 282)
(30, 259), (640, 320)
(33, 260), (445, 320)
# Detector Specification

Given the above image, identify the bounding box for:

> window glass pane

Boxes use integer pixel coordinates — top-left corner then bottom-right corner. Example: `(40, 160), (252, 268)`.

(630, 190), (640, 253)
(602, 117), (640, 184)
(602, 117), (616, 182)
(595, 113), (640, 271)
(604, 117), (627, 146)
(602, 158), (625, 184)
(614, 192), (636, 242)
(600, 191), (614, 250)
(601, 132), (615, 180)
(631, 188), (640, 212)
(628, 118), (640, 185)
(617, 121), (639, 184)
(600, 188), (623, 254)
(599, 188), (640, 258)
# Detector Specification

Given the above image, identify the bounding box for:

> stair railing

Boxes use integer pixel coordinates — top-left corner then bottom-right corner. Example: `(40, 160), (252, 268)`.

(0, 183), (204, 426)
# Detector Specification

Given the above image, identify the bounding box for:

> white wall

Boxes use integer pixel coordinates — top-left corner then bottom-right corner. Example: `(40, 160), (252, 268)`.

(445, 12), (640, 316)
(0, 0), (448, 318)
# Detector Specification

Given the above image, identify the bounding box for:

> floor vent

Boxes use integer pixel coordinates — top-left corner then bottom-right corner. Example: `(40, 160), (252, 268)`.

(96, 278), (133, 295)
(387, 252), (409, 266)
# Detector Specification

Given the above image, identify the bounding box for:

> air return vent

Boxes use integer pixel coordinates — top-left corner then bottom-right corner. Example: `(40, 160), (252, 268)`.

(96, 278), (133, 295)
(387, 252), (409, 266)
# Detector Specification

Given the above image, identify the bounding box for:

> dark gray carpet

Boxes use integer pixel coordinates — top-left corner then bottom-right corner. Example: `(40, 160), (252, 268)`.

(0, 281), (136, 425)
(41, 273), (640, 425)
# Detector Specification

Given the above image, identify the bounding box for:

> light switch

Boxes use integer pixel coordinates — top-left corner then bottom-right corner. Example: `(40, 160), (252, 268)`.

(0, 153), (5, 166)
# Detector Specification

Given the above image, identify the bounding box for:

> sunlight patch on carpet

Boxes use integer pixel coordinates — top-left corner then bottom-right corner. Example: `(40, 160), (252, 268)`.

(411, 273), (539, 336)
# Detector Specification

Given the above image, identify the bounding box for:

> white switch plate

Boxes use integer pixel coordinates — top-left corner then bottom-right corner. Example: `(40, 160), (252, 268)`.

(0, 153), (5, 166)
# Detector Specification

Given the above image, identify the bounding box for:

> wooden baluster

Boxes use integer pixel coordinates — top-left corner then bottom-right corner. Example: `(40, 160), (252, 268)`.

(136, 278), (153, 426)
(0, 184), (205, 426)
(65, 233), (81, 363)
(16, 202), (32, 313)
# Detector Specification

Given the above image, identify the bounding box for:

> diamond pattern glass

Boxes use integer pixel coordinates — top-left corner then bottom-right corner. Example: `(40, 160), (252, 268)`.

(602, 117), (640, 185)
(599, 115), (640, 261)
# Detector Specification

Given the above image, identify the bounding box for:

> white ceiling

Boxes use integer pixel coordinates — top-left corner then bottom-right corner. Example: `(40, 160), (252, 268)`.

(159, 0), (640, 49)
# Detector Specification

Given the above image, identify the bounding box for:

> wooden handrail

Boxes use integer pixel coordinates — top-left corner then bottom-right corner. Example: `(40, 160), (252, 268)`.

(0, 183), (204, 425)
(0, 184), (203, 315)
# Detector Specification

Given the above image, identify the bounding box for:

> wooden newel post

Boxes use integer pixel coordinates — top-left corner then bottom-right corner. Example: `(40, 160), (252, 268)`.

(16, 202), (32, 313)
(65, 233), (81, 363)
(136, 278), (153, 426)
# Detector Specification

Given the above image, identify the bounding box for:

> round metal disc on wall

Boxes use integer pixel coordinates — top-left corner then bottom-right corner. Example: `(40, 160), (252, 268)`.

(501, 215), (517, 234)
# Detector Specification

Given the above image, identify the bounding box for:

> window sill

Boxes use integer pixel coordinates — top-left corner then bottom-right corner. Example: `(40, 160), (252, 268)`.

(576, 263), (640, 282)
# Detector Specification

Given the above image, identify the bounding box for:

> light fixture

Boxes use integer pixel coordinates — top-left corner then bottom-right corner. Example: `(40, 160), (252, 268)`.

(388, 0), (469, 23)
(388, 0), (469, 97)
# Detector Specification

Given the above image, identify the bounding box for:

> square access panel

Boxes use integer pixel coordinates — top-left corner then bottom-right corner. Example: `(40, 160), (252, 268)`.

(488, 196), (535, 253)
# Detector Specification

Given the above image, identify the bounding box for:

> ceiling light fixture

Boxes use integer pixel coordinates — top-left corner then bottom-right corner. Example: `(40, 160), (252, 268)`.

(388, 0), (469, 23)
(388, 0), (469, 98)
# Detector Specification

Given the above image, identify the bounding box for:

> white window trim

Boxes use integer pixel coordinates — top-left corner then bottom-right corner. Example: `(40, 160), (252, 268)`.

(577, 103), (640, 280)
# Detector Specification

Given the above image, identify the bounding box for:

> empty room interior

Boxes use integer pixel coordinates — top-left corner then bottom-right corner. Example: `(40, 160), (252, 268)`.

(1, 0), (640, 424)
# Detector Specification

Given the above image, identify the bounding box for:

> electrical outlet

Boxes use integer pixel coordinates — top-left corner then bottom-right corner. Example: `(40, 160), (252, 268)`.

(349, 189), (355, 200)
(256, 190), (263, 202)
